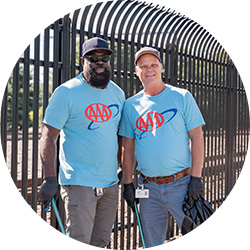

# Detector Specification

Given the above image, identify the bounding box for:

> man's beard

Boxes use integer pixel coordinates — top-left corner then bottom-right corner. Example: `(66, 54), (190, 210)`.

(84, 65), (111, 89)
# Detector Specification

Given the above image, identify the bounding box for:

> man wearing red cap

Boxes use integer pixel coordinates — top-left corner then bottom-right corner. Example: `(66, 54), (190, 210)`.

(119, 47), (205, 247)
(39, 37), (125, 247)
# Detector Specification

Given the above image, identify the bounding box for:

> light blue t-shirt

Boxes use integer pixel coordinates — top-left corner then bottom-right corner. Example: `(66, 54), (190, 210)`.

(43, 73), (125, 188)
(119, 84), (205, 177)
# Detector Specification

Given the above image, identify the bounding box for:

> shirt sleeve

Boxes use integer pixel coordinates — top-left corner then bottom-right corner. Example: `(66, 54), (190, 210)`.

(118, 91), (126, 129)
(184, 91), (206, 131)
(118, 101), (135, 138)
(43, 86), (71, 130)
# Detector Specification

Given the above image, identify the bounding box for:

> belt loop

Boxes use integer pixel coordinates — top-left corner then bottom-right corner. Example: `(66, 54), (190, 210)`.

(143, 176), (148, 184)
(173, 174), (176, 182)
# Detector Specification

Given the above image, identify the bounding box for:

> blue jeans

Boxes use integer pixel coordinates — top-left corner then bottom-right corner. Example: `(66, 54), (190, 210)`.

(139, 174), (190, 248)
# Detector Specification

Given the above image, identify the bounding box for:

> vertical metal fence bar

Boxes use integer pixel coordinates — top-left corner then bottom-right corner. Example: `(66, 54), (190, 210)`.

(1, 86), (8, 159)
(129, 2), (145, 96)
(225, 60), (233, 196)
(31, 35), (40, 211)
(165, 15), (184, 84)
(79, 6), (91, 73)
(241, 77), (245, 172)
(178, 20), (194, 87)
(200, 33), (211, 201)
(53, 19), (61, 90)
(237, 73), (241, 178)
(242, 78), (248, 170)
(211, 43), (219, 208)
(204, 42), (210, 202)
(88, 3), (102, 39)
(42, 27), (50, 115)
(126, 208), (131, 249)
(206, 38), (217, 206)
(70, 9), (81, 78)
(96, 2), (113, 39)
(62, 14), (70, 83)
(217, 49), (223, 206)
(147, 5), (164, 47)
(221, 53), (226, 205)
(246, 90), (249, 158)
(232, 64), (238, 184)
(21, 45), (30, 201)
(123, 2), (143, 97)
(113, 210), (119, 249)
(41, 25), (50, 222)
(221, 52), (227, 203)
(50, 18), (63, 230)
(11, 62), (20, 186)
(211, 40), (218, 208)
(169, 17), (186, 86)
(143, 5), (161, 46)
(103, 1), (121, 79)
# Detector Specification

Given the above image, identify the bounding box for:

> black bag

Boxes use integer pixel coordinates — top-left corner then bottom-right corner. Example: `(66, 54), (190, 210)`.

(182, 195), (215, 227)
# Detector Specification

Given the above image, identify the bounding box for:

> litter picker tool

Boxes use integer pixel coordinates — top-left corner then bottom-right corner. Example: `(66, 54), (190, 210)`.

(134, 201), (146, 249)
(45, 197), (66, 235)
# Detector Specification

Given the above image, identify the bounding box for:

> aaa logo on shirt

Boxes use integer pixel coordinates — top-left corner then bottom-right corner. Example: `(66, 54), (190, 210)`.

(136, 112), (164, 132)
(85, 103), (112, 123)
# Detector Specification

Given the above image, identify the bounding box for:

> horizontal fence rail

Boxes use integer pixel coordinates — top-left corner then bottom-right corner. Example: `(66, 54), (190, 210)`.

(1, 0), (249, 249)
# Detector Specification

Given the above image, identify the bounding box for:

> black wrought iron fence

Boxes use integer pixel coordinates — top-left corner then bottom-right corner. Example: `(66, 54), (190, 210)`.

(1, 1), (249, 249)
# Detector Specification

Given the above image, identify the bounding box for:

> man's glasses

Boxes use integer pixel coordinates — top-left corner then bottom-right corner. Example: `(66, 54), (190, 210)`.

(85, 55), (110, 63)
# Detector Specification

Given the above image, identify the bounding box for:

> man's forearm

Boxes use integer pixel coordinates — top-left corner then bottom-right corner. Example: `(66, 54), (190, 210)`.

(188, 126), (204, 177)
(122, 137), (136, 184)
(191, 138), (204, 177)
(40, 124), (60, 178)
(122, 151), (134, 184)
(40, 135), (57, 178)
(117, 133), (123, 166)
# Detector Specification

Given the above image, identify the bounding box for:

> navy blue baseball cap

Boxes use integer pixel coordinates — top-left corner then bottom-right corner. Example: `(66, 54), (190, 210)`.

(82, 37), (113, 57)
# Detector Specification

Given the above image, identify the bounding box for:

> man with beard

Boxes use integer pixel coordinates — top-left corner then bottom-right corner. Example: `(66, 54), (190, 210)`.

(39, 37), (125, 247)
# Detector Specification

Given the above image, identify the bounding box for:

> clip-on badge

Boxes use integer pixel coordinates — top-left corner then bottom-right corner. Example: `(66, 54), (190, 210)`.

(95, 188), (104, 197)
(135, 184), (149, 198)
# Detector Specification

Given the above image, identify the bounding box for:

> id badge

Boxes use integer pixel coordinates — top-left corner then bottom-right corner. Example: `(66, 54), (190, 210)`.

(135, 184), (149, 198)
(95, 188), (104, 197)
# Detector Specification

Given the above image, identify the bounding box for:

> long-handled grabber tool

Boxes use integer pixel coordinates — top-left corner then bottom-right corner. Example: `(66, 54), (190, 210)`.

(134, 201), (146, 249)
(45, 197), (66, 235)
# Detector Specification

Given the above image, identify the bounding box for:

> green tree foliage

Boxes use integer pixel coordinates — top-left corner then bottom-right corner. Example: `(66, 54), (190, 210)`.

(6, 66), (43, 132)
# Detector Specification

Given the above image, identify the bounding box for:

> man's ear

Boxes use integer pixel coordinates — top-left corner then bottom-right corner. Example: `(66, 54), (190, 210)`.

(80, 57), (84, 65)
(135, 66), (139, 77)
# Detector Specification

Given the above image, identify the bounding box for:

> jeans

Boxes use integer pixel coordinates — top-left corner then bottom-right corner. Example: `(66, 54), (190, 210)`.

(139, 174), (190, 248)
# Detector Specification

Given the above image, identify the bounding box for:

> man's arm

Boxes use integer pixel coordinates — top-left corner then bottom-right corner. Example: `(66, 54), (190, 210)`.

(187, 125), (204, 202)
(40, 123), (60, 178)
(39, 123), (60, 208)
(122, 137), (136, 184)
(117, 131), (123, 166)
(117, 132), (123, 183)
(188, 125), (204, 177)
(122, 136), (138, 212)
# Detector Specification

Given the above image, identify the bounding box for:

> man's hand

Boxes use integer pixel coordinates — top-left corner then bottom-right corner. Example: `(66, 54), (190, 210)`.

(39, 177), (60, 209)
(123, 183), (139, 213)
(187, 176), (203, 206)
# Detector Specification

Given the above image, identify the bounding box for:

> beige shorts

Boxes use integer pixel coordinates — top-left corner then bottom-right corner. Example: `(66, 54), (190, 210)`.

(60, 184), (118, 247)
